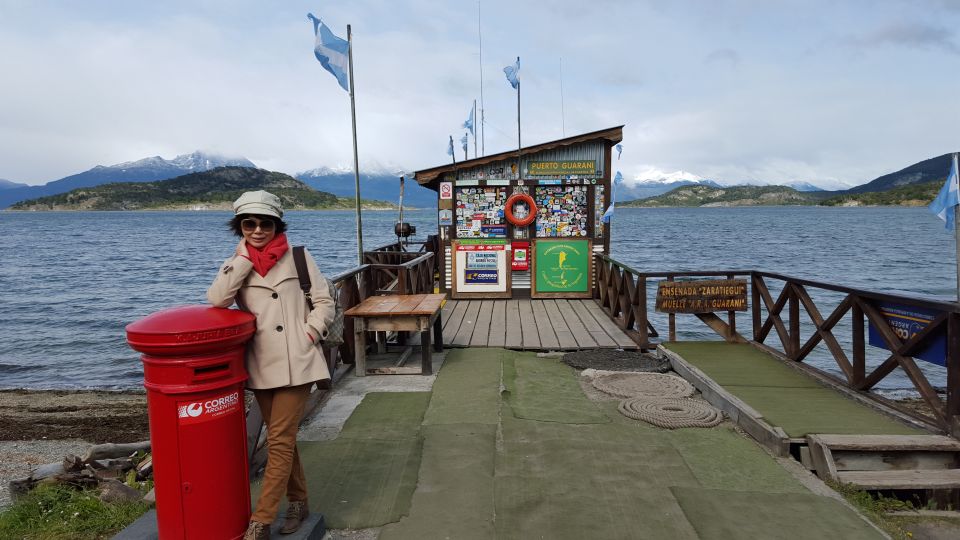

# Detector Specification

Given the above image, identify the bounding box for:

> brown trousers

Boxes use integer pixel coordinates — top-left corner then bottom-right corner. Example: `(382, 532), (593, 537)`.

(251, 383), (312, 524)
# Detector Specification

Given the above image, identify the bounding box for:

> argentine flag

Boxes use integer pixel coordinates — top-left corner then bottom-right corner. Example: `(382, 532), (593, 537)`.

(308, 14), (350, 92)
(930, 153), (960, 230)
(463, 107), (475, 136)
(503, 58), (520, 89)
(603, 171), (624, 223)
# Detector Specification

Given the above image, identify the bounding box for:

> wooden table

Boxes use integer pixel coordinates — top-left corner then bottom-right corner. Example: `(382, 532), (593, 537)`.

(344, 293), (445, 376)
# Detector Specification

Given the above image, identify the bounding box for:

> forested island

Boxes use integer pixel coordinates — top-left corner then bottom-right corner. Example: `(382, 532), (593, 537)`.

(7, 167), (395, 211)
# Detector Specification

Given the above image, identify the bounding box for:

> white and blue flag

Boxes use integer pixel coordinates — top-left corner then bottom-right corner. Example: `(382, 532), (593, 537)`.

(603, 171), (625, 223)
(615, 144), (623, 160)
(930, 153), (960, 230)
(461, 133), (469, 155)
(308, 14), (350, 92)
(463, 107), (475, 136)
(503, 58), (520, 89)
(446, 135), (454, 157)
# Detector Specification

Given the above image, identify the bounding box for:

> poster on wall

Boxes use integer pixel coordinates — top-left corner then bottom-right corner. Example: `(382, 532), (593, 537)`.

(534, 186), (590, 238)
(452, 240), (511, 298)
(456, 187), (507, 238)
(532, 238), (592, 298)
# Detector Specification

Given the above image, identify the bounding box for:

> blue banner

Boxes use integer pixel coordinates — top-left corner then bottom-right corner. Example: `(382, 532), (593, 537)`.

(867, 301), (946, 367)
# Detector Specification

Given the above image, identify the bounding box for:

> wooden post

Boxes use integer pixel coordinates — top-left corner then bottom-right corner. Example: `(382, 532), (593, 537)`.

(852, 300), (865, 387)
(667, 276), (676, 342)
(727, 273), (737, 339)
(948, 313), (960, 438)
(638, 275), (648, 347)
(354, 318), (366, 377)
(789, 283), (800, 359)
(752, 273), (761, 341)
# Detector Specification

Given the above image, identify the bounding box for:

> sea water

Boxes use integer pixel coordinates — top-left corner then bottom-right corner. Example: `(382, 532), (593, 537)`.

(0, 207), (953, 395)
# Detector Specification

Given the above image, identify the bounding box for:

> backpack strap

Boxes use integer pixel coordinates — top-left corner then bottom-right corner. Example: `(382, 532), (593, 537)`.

(292, 246), (314, 311)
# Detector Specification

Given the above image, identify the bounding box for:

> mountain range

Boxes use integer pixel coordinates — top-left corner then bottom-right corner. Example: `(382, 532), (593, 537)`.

(9, 167), (394, 211)
(2, 150), (956, 210)
(0, 151), (255, 209)
(0, 152), (436, 209)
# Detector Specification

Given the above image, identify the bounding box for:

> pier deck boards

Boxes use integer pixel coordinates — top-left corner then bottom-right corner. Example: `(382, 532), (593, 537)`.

(441, 299), (637, 351)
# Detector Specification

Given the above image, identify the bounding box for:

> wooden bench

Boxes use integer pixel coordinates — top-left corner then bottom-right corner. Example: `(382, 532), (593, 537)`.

(344, 293), (445, 376)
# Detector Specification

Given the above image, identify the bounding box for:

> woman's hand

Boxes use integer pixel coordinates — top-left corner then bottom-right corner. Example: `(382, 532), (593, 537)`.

(235, 239), (250, 259)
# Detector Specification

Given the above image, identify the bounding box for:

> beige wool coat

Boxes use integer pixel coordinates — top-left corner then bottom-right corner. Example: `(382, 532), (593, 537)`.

(207, 248), (335, 389)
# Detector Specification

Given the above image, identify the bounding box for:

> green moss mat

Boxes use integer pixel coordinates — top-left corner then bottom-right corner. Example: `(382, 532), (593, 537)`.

(298, 438), (422, 528)
(379, 424), (497, 540)
(726, 385), (919, 437)
(496, 412), (700, 539)
(670, 487), (884, 540)
(667, 427), (807, 493)
(666, 342), (821, 388)
(338, 392), (431, 440)
(665, 342), (921, 437)
(502, 353), (609, 424)
(422, 348), (501, 426)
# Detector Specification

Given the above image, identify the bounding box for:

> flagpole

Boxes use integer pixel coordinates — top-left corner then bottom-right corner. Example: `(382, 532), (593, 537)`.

(559, 56), (565, 137)
(955, 153), (959, 302)
(347, 24), (363, 265)
(516, 56), (521, 179)
(478, 0), (485, 157)
(473, 99), (478, 158)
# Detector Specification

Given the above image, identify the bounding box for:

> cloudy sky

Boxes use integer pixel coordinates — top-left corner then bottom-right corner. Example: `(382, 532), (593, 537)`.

(1, 0), (958, 188)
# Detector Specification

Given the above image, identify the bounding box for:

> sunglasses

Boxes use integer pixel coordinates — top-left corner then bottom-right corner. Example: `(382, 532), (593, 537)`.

(240, 218), (276, 232)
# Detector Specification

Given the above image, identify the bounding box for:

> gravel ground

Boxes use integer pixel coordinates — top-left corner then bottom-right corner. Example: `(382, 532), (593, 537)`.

(0, 390), (150, 510)
(0, 439), (93, 508)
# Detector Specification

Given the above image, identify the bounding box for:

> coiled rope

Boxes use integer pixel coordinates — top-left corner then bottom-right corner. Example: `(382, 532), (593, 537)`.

(617, 397), (724, 429)
(592, 372), (694, 399)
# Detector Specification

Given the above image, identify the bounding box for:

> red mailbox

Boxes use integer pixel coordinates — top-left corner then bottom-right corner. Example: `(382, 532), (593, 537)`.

(126, 305), (256, 540)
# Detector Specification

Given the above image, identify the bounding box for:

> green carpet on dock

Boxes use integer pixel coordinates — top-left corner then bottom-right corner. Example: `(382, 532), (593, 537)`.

(664, 341), (921, 437)
(298, 347), (884, 539)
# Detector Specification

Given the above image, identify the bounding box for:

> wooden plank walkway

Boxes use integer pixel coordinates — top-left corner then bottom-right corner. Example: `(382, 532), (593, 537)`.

(441, 299), (638, 351)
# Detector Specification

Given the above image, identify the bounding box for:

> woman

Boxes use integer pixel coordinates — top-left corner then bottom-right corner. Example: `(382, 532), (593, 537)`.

(207, 190), (335, 540)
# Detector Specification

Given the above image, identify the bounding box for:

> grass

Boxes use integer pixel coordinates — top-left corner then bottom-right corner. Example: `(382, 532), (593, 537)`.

(0, 484), (150, 540)
(829, 481), (929, 540)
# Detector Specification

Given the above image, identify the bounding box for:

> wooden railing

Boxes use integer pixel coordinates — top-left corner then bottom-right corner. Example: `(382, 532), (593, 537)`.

(593, 254), (960, 437)
(248, 240), (438, 472)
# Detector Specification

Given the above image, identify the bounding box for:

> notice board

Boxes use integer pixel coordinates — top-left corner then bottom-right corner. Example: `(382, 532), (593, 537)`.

(531, 238), (592, 298)
(451, 240), (511, 299)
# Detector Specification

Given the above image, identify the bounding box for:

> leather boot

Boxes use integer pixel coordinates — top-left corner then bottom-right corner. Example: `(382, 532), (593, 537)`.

(243, 520), (270, 540)
(279, 500), (309, 534)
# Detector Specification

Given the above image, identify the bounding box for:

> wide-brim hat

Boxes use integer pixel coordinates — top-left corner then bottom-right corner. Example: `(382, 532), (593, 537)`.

(233, 190), (283, 218)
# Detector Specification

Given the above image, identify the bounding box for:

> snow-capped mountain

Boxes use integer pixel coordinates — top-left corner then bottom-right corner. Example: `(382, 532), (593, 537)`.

(296, 167), (436, 208)
(631, 168), (710, 185)
(618, 168), (721, 200)
(0, 151), (257, 208)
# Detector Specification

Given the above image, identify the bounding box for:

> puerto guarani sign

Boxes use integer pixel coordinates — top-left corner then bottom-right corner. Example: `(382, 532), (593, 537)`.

(655, 279), (748, 313)
(868, 301), (946, 367)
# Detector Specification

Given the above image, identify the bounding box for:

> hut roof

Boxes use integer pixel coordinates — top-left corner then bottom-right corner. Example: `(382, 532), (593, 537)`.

(413, 125), (624, 190)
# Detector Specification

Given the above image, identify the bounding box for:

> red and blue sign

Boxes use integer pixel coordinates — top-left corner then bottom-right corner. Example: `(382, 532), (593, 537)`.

(465, 271), (498, 284)
(867, 302), (946, 367)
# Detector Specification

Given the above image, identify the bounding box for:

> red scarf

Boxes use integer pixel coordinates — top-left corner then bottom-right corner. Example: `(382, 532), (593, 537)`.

(246, 233), (289, 277)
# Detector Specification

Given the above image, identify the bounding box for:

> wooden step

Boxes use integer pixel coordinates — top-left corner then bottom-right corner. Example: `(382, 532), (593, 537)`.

(812, 434), (960, 452)
(837, 469), (960, 490)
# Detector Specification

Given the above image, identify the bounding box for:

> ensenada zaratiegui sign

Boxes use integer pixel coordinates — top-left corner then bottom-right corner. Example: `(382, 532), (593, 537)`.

(656, 279), (748, 313)
(527, 160), (596, 176)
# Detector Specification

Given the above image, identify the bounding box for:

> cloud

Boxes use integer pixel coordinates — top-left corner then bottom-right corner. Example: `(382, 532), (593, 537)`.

(847, 22), (960, 54)
(703, 48), (740, 68)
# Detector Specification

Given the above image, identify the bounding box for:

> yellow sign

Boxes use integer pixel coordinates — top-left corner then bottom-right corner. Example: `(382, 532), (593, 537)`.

(527, 160), (596, 176)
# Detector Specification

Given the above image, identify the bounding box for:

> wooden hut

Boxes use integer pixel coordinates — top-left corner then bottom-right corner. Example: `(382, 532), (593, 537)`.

(413, 126), (623, 299)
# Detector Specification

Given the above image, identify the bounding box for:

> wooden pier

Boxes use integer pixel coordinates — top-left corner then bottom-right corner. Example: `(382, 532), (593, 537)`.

(440, 299), (638, 350)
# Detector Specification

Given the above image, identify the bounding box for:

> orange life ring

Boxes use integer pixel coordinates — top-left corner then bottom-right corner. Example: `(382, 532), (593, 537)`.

(505, 193), (537, 227)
